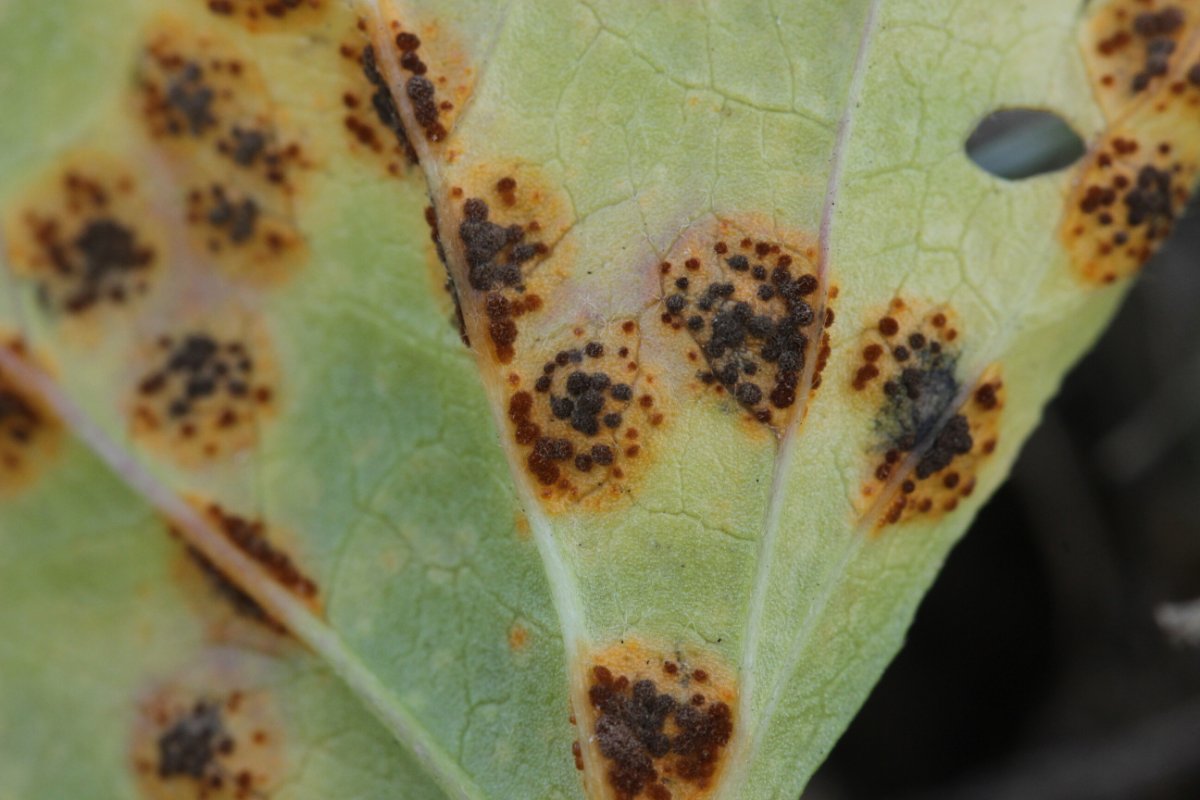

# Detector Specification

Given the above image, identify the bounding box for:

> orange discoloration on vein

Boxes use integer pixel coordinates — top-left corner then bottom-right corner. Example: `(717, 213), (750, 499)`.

(338, 26), (420, 177)
(573, 639), (737, 800)
(0, 340), (61, 497)
(167, 523), (296, 645)
(182, 498), (321, 614)
(1069, 1), (1200, 283)
(848, 300), (1003, 530)
(378, 6), (476, 144)
(3, 151), (164, 323)
(135, 16), (310, 285)
(658, 216), (828, 435)
(131, 660), (287, 799)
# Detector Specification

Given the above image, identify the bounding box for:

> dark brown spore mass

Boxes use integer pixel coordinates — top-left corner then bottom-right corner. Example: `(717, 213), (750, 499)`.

(52, 216), (155, 313)
(138, 334), (260, 424)
(205, 186), (259, 244)
(1129, 7), (1185, 93)
(0, 379), (45, 463)
(157, 701), (229, 780)
(663, 243), (821, 417)
(164, 63), (218, 136)
(588, 666), (733, 798)
(458, 198), (531, 291)
(360, 45), (418, 163)
(207, 504), (318, 599)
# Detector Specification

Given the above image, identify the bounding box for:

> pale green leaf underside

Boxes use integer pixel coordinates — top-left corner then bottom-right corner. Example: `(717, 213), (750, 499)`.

(0, 0), (1149, 799)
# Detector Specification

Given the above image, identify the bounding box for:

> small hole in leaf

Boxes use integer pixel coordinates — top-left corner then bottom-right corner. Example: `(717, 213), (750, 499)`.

(966, 109), (1085, 180)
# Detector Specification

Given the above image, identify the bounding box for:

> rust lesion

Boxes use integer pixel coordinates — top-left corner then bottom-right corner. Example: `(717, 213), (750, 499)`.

(131, 670), (286, 799)
(364, 5), (478, 148)
(1082, 0), (1196, 118)
(335, 12), (420, 177)
(128, 320), (279, 467)
(167, 523), (296, 642)
(134, 16), (310, 285)
(2, 151), (163, 319)
(657, 217), (828, 434)
(848, 300), (1003, 530)
(0, 339), (62, 497)
(1068, 1), (1200, 284)
(574, 640), (737, 800)
(506, 318), (666, 509)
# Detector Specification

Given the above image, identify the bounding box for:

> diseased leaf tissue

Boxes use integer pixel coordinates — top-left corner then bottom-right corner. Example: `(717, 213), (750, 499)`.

(0, 1), (1195, 798)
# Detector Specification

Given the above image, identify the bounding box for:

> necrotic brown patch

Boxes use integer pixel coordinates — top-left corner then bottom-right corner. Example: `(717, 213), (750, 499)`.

(131, 664), (286, 800)
(129, 322), (279, 467)
(3, 152), (163, 317)
(658, 218), (826, 433)
(135, 17), (309, 284)
(0, 341), (61, 496)
(577, 641), (736, 800)
(850, 301), (1003, 529)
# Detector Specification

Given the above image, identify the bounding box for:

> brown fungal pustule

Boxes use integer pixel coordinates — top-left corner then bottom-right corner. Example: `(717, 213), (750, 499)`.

(343, 42), (418, 170)
(183, 183), (302, 281)
(1085, 1), (1194, 115)
(660, 227), (824, 431)
(578, 643), (736, 800)
(505, 321), (655, 504)
(1064, 126), (1199, 283)
(852, 302), (1003, 528)
(3, 157), (162, 316)
(130, 329), (278, 465)
(203, 0), (327, 29)
(386, 28), (448, 142)
(131, 678), (285, 799)
(198, 503), (318, 602)
(0, 343), (61, 496)
(453, 195), (551, 362)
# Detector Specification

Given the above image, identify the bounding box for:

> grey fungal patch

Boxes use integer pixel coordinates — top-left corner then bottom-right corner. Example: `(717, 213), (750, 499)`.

(876, 346), (968, 462)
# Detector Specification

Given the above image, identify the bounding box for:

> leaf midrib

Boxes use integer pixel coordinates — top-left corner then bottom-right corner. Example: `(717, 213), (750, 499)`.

(724, 2), (883, 793)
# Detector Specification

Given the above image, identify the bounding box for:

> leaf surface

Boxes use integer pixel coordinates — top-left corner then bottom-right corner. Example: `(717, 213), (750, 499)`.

(1, 1), (1197, 799)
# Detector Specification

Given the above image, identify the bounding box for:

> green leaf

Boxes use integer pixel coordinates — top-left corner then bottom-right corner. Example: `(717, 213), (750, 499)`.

(1, 1), (1196, 799)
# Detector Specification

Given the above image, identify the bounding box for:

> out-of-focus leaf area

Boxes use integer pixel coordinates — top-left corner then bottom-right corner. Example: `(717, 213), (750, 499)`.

(810, 200), (1200, 799)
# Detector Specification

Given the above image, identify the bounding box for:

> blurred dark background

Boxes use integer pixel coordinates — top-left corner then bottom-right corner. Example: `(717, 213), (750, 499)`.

(807, 195), (1200, 798)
